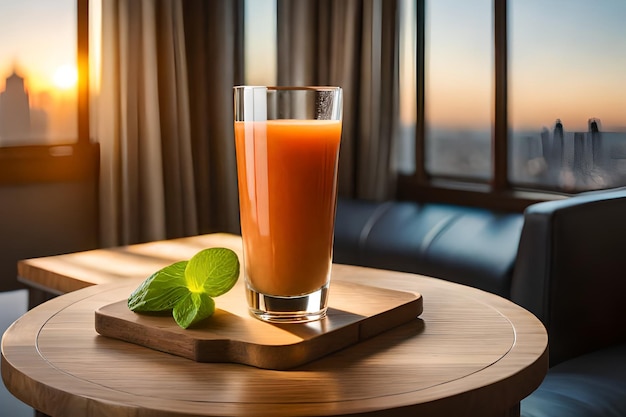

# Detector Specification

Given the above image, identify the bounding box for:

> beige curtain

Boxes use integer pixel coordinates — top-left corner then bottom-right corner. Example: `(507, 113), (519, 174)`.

(96, 0), (242, 247)
(277, 0), (400, 201)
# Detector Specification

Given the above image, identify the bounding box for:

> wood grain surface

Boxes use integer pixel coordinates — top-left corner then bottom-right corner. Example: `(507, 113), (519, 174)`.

(4, 233), (549, 417)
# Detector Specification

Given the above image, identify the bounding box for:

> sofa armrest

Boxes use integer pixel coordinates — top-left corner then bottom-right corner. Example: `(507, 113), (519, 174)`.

(511, 187), (626, 366)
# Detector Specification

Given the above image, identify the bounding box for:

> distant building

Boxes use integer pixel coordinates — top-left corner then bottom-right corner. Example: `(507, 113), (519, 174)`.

(0, 71), (31, 145)
(553, 119), (563, 137)
(589, 117), (602, 166)
(551, 119), (564, 169)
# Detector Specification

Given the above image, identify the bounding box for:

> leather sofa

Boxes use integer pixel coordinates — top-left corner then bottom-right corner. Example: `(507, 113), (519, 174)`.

(333, 187), (626, 417)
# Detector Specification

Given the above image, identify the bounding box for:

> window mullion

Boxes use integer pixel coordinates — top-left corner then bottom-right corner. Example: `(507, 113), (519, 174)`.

(414, 0), (427, 183)
(493, 0), (508, 191)
(77, 0), (90, 145)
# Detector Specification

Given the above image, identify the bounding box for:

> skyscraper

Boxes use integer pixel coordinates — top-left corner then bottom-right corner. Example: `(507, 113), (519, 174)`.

(0, 71), (31, 145)
(551, 119), (564, 169)
(589, 118), (602, 167)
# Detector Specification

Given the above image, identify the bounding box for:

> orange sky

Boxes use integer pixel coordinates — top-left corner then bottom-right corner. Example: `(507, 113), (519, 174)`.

(0, 0), (77, 95)
(425, 0), (626, 133)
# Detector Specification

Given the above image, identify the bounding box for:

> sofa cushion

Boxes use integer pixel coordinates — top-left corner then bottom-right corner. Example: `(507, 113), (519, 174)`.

(522, 343), (626, 417)
(334, 199), (524, 297)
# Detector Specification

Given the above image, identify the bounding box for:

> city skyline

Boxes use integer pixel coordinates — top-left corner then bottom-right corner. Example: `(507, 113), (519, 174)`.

(0, 69), (76, 145)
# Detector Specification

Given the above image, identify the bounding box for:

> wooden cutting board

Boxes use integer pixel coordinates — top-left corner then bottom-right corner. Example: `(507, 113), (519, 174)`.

(95, 280), (422, 370)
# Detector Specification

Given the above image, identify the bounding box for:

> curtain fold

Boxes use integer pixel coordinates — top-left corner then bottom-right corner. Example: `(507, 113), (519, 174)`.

(96, 0), (242, 247)
(277, 0), (400, 201)
(156, 0), (198, 239)
(183, 0), (243, 236)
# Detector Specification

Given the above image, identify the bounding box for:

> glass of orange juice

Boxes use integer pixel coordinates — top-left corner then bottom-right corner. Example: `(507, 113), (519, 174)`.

(233, 86), (343, 323)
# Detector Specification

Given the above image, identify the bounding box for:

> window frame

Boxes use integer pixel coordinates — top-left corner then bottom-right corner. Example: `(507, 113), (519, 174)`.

(397, 0), (567, 212)
(0, 0), (97, 186)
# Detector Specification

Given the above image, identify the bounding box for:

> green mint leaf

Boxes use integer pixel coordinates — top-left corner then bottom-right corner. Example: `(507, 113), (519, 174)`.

(127, 247), (239, 329)
(185, 248), (240, 297)
(128, 261), (189, 312)
(173, 291), (215, 329)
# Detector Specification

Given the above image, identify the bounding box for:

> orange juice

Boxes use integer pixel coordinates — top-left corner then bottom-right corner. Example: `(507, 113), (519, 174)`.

(234, 119), (342, 296)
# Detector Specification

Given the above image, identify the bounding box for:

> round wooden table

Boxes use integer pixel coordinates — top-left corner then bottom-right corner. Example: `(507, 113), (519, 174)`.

(2, 264), (548, 417)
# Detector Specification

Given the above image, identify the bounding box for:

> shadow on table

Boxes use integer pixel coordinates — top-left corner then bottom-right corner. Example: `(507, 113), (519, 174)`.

(298, 318), (426, 371)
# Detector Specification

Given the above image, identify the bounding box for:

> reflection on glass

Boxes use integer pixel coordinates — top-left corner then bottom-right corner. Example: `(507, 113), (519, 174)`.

(509, 0), (626, 191)
(425, 0), (493, 181)
(0, 0), (77, 147)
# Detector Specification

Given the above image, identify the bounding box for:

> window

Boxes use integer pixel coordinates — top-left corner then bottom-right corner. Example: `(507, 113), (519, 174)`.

(509, 0), (626, 192)
(399, 0), (626, 211)
(0, 0), (94, 184)
(424, 0), (493, 181)
(244, 0), (277, 86)
(0, 0), (78, 147)
(397, 0), (418, 174)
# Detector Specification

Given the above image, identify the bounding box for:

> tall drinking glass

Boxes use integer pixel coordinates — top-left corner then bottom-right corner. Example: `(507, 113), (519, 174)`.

(233, 86), (343, 323)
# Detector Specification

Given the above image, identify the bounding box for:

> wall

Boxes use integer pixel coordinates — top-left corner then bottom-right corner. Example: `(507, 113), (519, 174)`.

(0, 179), (98, 292)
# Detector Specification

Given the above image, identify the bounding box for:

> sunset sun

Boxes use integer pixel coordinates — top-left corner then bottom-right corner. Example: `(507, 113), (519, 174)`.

(53, 65), (77, 89)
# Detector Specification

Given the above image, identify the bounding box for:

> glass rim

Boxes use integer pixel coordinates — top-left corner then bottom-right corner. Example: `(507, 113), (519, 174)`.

(233, 85), (341, 92)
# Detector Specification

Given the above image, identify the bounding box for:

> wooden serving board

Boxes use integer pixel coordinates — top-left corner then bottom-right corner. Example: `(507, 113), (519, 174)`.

(95, 280), (422, 370)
